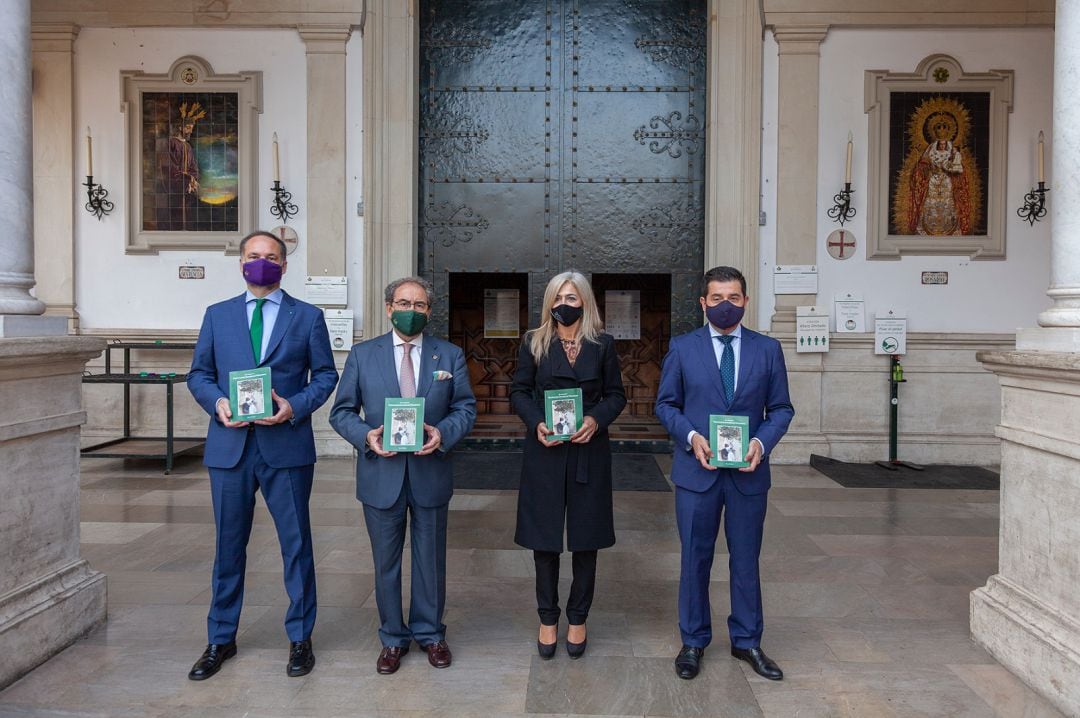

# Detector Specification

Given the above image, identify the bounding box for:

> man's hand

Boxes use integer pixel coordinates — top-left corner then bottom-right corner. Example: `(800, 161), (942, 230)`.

(691, 432), (718, 471)
(536, 421), (563, 447)
(255, 390), (294, 426)
(216, 397), (249, 429)
(738, 439), (763, 473)
(569, 416), (599, 444)
(366, 426), (397, 458)
(415, 423), (443, 456)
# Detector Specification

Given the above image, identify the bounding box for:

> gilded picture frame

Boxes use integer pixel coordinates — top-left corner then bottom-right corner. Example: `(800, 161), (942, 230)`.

(121, 56), (262, 254)
(864, 55), (1013, 260)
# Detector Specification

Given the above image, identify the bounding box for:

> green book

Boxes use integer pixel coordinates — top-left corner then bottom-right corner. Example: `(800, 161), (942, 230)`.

(384, 397), (425, 452)
(544, 388), (583, 441)
(709, 414), (751, 468)
(230, 367), (273, 421)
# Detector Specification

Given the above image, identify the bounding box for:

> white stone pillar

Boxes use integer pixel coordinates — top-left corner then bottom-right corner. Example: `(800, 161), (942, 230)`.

(770, 25), (827, 334)
(361, 0), (418, 337)
(972, 4), (1080, 713)
(1032, 0), (1080, 339)
(0, 0), (46, 323)
(298, 24), (352, 279)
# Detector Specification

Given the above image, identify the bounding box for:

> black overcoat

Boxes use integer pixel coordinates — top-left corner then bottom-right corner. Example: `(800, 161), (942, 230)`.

(510, 333), (627, 552)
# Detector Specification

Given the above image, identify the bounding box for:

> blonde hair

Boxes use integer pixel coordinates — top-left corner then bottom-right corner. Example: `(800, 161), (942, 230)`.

(526, 271), (604, 362)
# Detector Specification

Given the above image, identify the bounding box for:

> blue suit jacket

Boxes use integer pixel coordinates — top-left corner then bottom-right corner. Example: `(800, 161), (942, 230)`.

(187, 290), (339, 469)
(328, 331), (477, 509)
(655, 325), (794, 495)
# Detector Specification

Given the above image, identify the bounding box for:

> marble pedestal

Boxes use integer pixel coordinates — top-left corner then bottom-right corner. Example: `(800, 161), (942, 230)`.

(971, 349), (1080, 717)
(0, 336), (107, 689)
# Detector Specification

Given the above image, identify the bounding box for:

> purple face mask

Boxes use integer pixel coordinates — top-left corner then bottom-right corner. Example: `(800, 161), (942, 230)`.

(705, 300), (744, 330)
(242, 258), (283, 287)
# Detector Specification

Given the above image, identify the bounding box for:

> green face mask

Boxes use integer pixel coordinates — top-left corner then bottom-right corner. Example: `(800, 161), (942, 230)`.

(390, 309), (429, 336)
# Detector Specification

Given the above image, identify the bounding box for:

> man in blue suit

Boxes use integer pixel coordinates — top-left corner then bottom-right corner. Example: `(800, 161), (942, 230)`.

(656, 266), (794, 681)
(329, 277), (476, 674)
(186, 231), (338, 681)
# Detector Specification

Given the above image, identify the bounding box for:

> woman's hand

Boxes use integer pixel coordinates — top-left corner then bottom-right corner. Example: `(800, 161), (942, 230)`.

(569, 416), (599, 444)
(536, 421), (564, 447)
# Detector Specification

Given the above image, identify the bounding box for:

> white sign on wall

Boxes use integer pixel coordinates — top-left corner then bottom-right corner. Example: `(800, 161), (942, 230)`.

(874, 310), (907, 355)
(306, 276), (348, 306)
(324, 309), (354, 351)
(834, 292), (865, 333)
(796, 305), (830, 353)
(774, 265), (819, 295)
(604, 290), (641, 340)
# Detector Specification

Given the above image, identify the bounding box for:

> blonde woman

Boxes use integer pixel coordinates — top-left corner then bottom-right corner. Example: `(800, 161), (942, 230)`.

(510, 271), (626, 659)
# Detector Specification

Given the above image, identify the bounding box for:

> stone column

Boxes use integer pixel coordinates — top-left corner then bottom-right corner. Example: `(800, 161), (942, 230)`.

(298, 25), (353, 279)
(706, 0), (763, 326)
(361, 0), (418, 337)
(0, 0), (50, 330)
(31, 23), (80, 333)
(770, 25), (827, 334)
(971, 3), (1080, 714)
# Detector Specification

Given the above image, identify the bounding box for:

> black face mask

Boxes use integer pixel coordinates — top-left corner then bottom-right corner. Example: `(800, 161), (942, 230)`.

(551, 304), (584, 326)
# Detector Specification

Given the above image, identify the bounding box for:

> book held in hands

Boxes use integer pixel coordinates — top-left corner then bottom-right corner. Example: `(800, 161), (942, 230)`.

(230, 367), (273, 421)
(384, 397), (425, 452)
(544, 388), (583, 441)
(709, 414), (751, 468)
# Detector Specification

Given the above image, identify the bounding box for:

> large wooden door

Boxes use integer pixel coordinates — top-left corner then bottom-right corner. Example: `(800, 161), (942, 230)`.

(420, 0), (706, 417)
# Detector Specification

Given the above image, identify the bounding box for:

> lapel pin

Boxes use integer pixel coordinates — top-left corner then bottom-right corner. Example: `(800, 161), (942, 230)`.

(432, 354), (438, 361)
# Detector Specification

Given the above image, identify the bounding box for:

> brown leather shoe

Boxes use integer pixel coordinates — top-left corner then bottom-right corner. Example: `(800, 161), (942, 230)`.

(376, 645), (409, 674)
(422, 640), (452, 668)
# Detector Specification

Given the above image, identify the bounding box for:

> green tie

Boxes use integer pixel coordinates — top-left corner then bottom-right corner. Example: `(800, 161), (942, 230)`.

(250, 297), (266, 364)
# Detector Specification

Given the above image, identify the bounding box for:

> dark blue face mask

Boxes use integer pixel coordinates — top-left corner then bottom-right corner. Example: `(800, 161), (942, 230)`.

(705, 300), (744, 330)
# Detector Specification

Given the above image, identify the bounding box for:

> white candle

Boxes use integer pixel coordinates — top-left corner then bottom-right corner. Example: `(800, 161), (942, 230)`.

(1038, 130), (1045, 184)
(273, 132), (280, 183)
(844, 131), (853, 184)
(87, 126), (93, 177)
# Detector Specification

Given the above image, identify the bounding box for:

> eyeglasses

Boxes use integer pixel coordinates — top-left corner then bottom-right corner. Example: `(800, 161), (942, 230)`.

(391, 300), (429, 311)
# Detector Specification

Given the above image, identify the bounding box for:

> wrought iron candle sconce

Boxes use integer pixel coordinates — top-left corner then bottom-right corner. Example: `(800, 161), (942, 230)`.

(1018, 130), (1048, 226)
(270, 180), (298, 223)
(827, 183), (856, 226)
(1017, 182), (1048, 226)
(83, 175), (114, 220)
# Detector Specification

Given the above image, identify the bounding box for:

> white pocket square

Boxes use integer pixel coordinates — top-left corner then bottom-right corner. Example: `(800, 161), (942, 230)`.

(433, 370), (453, 381)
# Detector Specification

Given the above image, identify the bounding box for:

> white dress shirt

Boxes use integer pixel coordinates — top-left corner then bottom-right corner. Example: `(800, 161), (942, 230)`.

(392, 331), (423, 391)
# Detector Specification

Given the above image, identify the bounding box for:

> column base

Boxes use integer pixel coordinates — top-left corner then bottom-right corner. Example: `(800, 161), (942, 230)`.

(971, 575), (1080, 717)
(0, 314), (68, 337)
(0, 560), (106, 688)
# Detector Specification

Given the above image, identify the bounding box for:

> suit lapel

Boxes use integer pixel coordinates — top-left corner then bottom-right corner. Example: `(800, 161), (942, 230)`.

(229, 294), (256, 366)
(376, 333), (400, 397)
(260, 290), (296, 365)
(734, 328), (758, 404)
(696, 326), (728, 409)
(571, 339), (600, 382)
(417, 335), (436, 396)
(550, 339), (578, 380)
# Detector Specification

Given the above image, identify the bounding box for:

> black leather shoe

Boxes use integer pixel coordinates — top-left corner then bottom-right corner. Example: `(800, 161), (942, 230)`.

(566, 623), (587, 659)
(674, 645), (703, 679)
(188, 642), (237, 681)
(731, 646), (783, 680)
(287, 639), (316, 677)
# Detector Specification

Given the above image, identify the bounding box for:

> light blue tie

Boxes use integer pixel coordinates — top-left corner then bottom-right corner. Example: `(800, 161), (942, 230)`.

(717, 335), (735, 404)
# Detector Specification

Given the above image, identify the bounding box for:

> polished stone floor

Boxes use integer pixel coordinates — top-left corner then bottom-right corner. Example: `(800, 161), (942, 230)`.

(0, 456), (1066, 718)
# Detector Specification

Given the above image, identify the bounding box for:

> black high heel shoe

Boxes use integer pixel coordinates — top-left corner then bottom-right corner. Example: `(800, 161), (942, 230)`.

(566, 624), (587, 659)
(537, 624), (557, 660)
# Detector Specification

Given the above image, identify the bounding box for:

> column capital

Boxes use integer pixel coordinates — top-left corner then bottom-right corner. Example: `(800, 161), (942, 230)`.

(772, 25), (829, 55)
(297, 24), (354, 53)
(31, 23), (79, 51)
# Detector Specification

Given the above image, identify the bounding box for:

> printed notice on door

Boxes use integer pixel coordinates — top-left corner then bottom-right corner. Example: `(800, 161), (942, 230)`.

(484, 289), (520, 338)
(605, 290), (641, 340)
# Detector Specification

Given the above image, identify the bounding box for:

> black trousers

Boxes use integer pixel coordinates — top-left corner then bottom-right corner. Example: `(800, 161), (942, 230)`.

(534, 550), (598, 626)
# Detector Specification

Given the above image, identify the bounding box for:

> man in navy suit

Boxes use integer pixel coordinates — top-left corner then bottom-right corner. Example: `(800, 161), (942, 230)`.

(656, 266), (794, 681)
(186, 230), (338, 680)
(329, 277), (476, 674)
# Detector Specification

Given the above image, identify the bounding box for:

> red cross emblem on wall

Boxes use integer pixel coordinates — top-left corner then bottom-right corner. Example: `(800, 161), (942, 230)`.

(826, 229), (856, 260)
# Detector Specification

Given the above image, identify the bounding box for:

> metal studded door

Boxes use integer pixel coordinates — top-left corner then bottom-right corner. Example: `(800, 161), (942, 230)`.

(420, 0), (706, 414)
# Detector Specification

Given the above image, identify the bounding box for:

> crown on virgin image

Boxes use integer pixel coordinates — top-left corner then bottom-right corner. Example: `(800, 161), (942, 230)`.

(178, 102), (207, 124)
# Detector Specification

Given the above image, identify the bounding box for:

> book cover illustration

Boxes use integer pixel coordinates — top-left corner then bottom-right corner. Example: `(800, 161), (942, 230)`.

(384, 397), (426, 453)
(709, 414), (751, 468)
(544, 388), (583, 441)
(230, 367), (273, 421)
